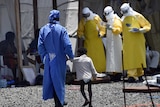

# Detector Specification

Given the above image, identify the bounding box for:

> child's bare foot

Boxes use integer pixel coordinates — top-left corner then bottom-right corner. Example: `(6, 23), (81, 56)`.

(82, 100), (90, 107)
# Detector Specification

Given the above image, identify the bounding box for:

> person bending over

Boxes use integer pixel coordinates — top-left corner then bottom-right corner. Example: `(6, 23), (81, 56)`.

(72, 47), (97, 107)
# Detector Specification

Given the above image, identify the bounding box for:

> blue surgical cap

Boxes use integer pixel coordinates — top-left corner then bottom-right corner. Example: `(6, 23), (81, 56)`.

(49, 10), (60, 23)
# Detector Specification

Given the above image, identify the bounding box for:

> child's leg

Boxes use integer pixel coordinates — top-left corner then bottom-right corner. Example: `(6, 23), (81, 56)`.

(80, 80), (89, 106)
(80, 80), (88, 101)
(88, 80), (92, 106)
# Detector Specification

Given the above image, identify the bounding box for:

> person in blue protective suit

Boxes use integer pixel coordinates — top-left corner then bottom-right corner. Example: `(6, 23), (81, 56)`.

(38, 10), (74, 107)
(120, 3), (151, 83)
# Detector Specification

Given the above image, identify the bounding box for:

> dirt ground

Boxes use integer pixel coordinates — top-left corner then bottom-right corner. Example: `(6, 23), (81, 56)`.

(0, 80), (160, 107)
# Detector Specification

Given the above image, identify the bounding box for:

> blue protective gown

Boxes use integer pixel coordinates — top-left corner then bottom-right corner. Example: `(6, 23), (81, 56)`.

(38, 22), (74, 105)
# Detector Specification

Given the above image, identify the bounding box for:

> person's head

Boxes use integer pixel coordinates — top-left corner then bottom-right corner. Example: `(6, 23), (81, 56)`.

(5, 31), (15, 42)
(103, 6), (114, 20)
(82, 7), (91, 18)
(82, 7), (95, 21)
(77, 47), (87, 56)
(49, 9), (60, 24)
(120, 3), (134, 16)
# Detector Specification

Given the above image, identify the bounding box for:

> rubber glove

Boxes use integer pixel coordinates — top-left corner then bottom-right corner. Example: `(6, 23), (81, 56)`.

(81, 36), (85, 40)
(43, 56), (46, 64)
(129, 28), (139, 32)
(106, 24), (113, 30)
(98, 33), (104, 38)
(139, 28), (146, 33)
(69, 57), (74, 62)
(49, 53), (56, 61)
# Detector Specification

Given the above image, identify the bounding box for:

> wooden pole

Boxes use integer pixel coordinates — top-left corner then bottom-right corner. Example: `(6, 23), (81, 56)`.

(15, 0), (23, 81)
(78, 0), (83, 22)
(52, 0), (57, 9)
(77, 0), (83, 48)
(33, 0), (38, 36)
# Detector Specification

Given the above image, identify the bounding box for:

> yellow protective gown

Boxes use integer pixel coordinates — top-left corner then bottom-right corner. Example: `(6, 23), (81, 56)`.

(122, 13), (151, 77)
(77, 15), (106, 73)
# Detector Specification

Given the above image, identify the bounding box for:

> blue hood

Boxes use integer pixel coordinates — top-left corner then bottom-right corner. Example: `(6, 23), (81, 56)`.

(49, 10), (60, 24)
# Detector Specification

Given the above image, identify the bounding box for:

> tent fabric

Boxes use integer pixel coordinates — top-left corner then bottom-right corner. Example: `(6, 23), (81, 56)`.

(0, 0), (160, 73)
(0, 0), (78, 50)
(0, 0), (15, 42)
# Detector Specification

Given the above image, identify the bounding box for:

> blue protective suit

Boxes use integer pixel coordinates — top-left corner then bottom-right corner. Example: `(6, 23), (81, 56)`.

(38, 10), (74, 105)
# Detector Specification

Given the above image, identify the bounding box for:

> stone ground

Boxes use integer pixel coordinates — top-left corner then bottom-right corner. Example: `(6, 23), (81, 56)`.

(0, 80), (160, 107)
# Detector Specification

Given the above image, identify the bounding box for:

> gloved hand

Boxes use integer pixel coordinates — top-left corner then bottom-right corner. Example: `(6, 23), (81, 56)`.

(129, 28), (139, 33)
(106, 24), (113, 30)
(43, 56), (46, 64)
(139, 28), (146, 33)
(81, 36), (85, 40)
(98, 33), (104, 38)
(49, 53), (56, 61)
(69, 58), (74, 62)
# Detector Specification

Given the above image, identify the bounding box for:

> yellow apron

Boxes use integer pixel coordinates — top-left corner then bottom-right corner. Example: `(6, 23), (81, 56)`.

(77, 16), (106, 72)
(122, 16), (147, 77)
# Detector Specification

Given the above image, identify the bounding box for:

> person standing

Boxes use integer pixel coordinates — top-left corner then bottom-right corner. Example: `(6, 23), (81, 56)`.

(72, 47), (97, 107)
(38, 10), (74, 107)
(120, 3), (151, 82)
(103, 6), (123, 81)
(77, 7), (106, 73)
(27, 28), (43, 74)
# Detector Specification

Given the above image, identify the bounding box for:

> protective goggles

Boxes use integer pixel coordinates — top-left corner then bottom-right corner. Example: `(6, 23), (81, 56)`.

(121, 10), (128, 15)
(103, 10), (113, 16)
(120, 7), (129, 14)
(82, 13), (90, 18)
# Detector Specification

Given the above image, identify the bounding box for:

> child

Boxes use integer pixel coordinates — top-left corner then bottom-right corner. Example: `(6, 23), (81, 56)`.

(72, 47), (97, 107)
